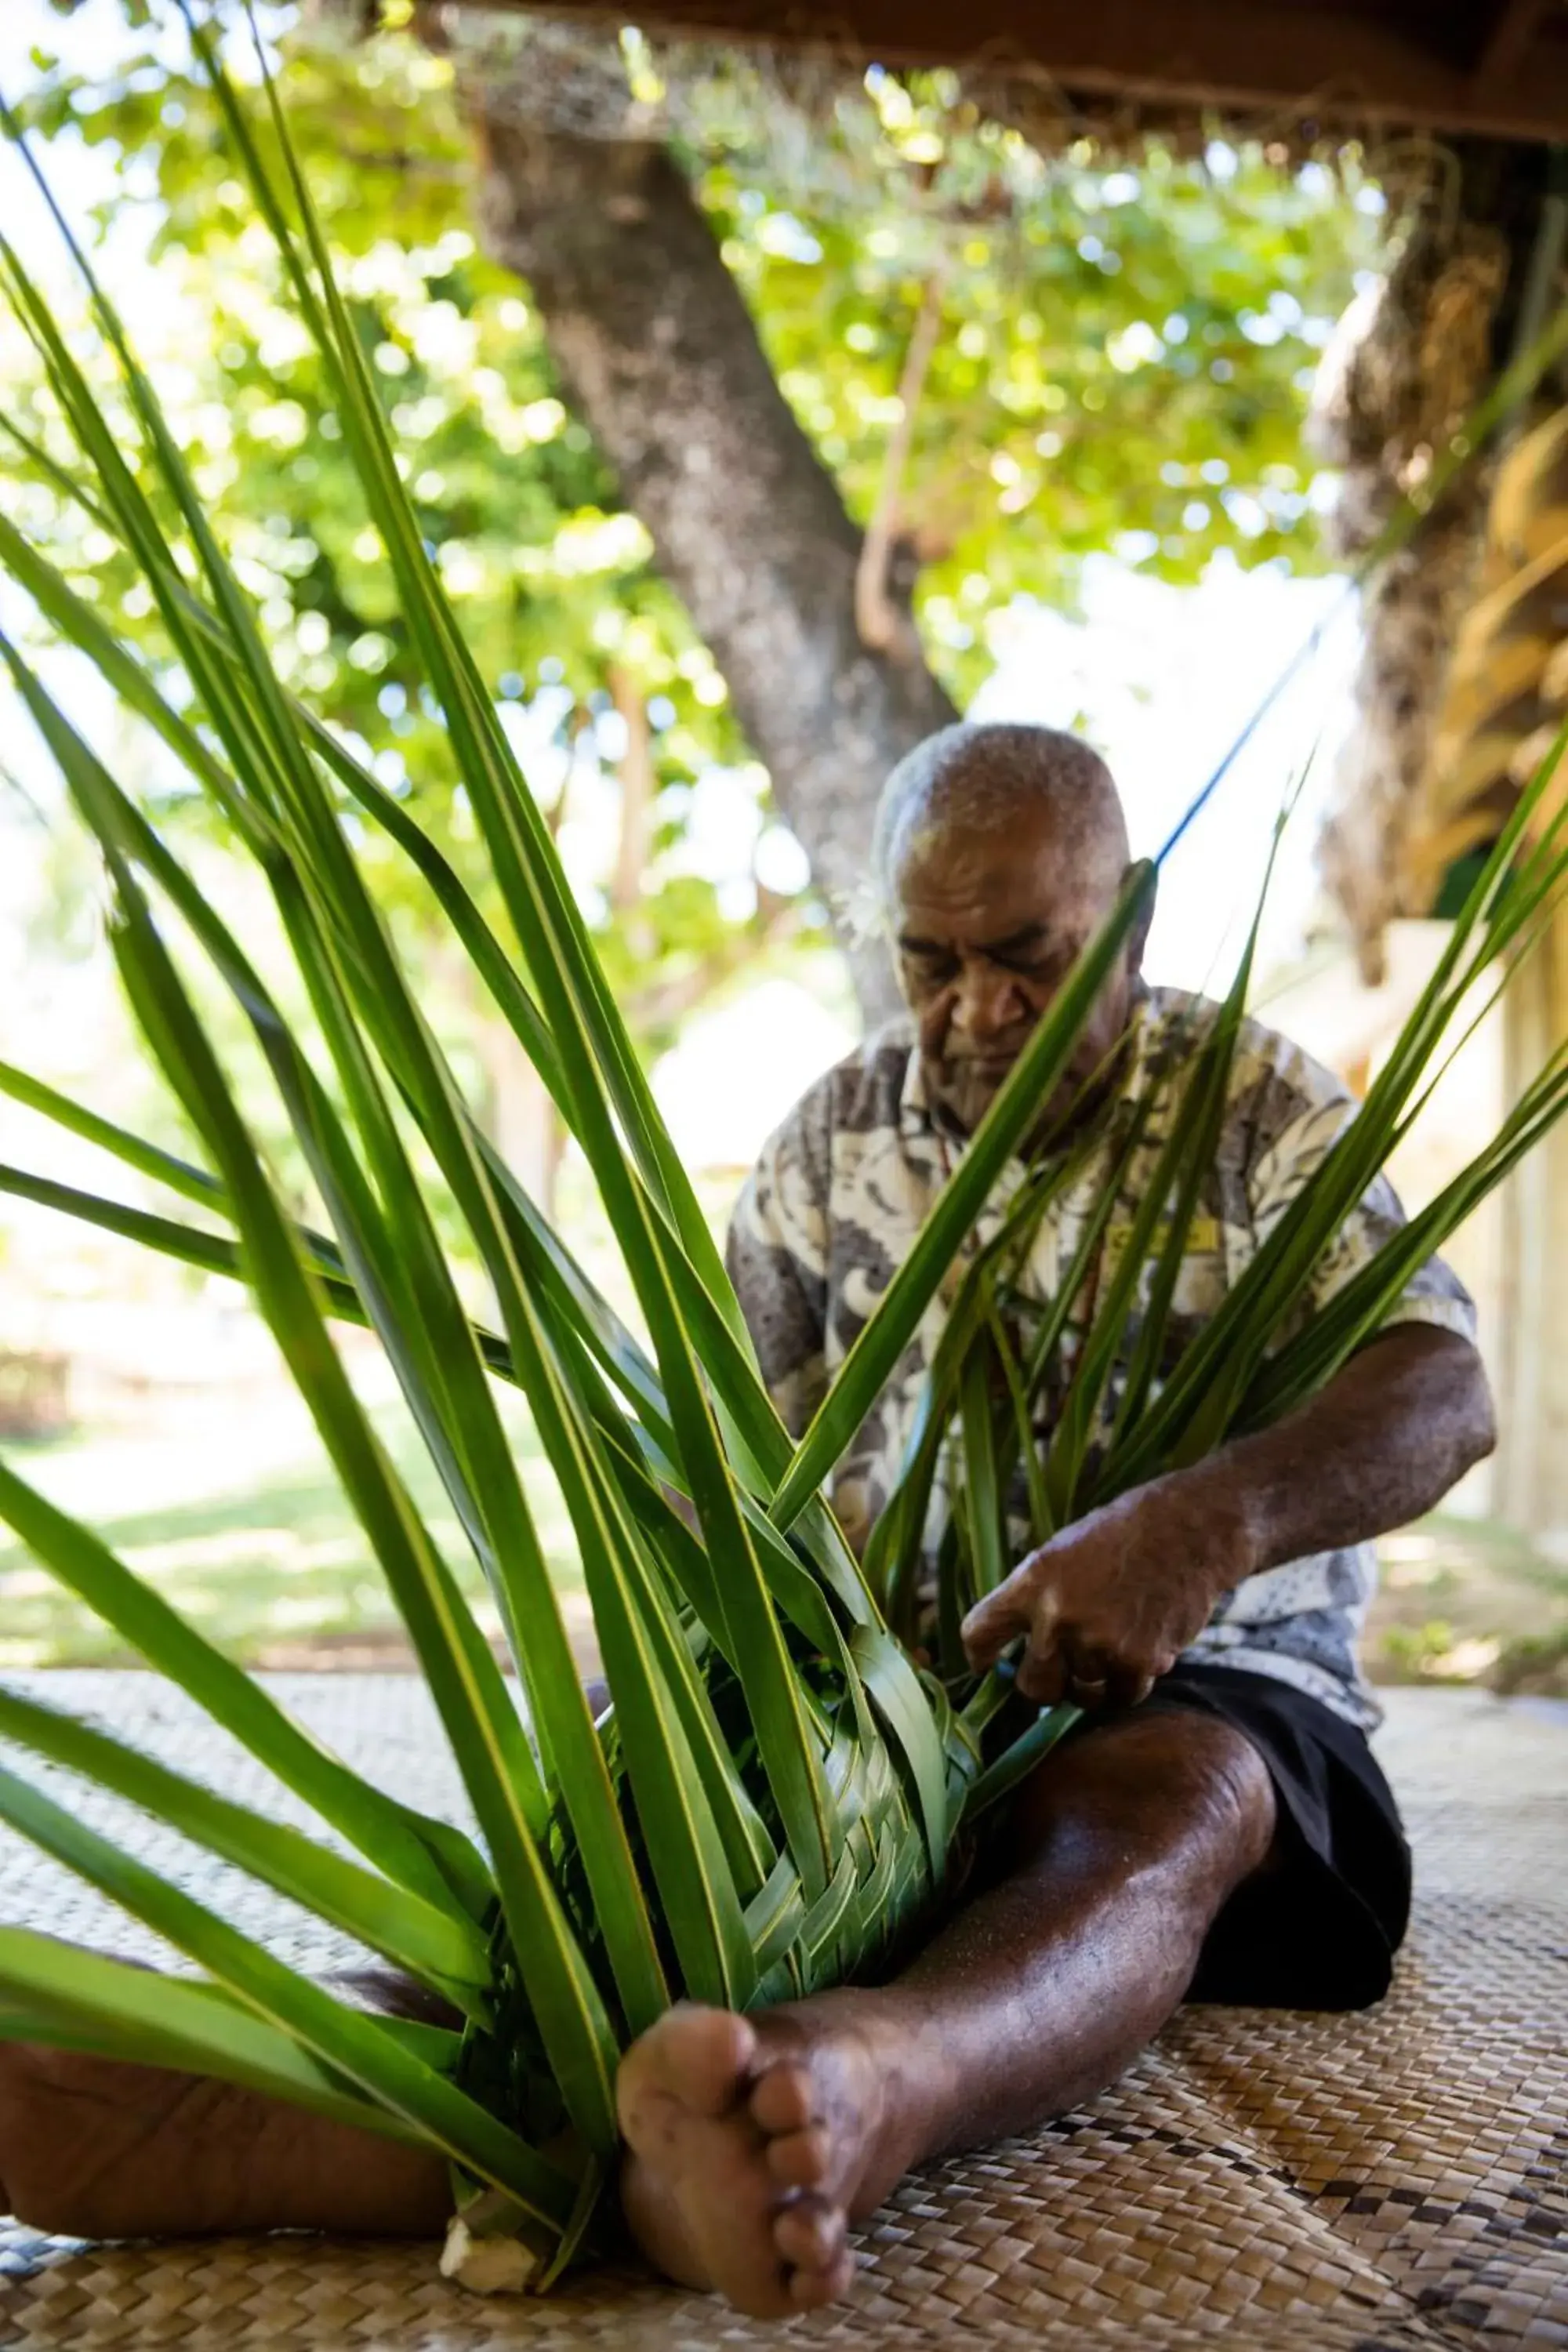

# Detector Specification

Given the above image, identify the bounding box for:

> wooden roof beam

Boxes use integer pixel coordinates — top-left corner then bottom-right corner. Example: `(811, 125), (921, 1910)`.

(520, 0), (1568, 143)
(1472, 0), (1556, 89)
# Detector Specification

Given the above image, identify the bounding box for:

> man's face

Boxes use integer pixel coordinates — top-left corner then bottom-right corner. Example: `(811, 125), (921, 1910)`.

(895, 798), (1145, 1138)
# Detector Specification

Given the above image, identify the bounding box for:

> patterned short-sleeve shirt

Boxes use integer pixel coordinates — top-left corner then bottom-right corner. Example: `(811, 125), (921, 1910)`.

(726, 986), (1477, 1730)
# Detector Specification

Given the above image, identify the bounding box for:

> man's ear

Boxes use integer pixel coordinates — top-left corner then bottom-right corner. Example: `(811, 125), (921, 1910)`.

(1123, 863), (1156, 979)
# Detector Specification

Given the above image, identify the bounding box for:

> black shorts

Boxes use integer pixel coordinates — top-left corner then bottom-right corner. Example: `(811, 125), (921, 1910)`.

(1138, 1662), (1411, 2013)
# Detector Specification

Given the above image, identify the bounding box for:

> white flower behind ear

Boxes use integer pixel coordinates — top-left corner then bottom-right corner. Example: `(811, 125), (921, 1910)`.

(830, 869), (894, 954)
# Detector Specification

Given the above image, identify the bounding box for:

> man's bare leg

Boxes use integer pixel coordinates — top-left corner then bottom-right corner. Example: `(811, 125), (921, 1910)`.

(0, 1970), (454, 2241)
(616, 1706), (1276, 2314)
(0, 1708), (1272, 2298)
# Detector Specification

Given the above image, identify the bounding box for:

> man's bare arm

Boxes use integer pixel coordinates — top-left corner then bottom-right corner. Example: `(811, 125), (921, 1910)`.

(962, 1324), (1495, 1708)
(1214, 1322), (1497, 1566)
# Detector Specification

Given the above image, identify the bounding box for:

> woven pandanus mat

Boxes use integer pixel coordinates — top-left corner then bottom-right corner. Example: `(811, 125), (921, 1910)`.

(0, 1672), (1563, 2351)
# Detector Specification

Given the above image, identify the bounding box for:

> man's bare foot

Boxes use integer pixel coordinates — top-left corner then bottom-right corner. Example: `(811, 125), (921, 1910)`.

(0, 2039), (449, 2241)
(617, 1996), (938, 2318)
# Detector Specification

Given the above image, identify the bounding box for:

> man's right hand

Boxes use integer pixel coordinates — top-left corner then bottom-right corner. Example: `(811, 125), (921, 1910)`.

(959, 1467), (1250, 1708)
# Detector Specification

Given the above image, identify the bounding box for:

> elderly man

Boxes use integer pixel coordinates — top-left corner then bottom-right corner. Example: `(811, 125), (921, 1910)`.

(0, 724), (1493, 2319)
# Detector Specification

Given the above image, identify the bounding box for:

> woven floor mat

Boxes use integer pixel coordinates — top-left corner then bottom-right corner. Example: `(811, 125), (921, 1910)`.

(0, 1672), (1563, 2350)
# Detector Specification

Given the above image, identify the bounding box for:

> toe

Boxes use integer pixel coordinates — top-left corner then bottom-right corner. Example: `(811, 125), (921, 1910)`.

(750, 2060), (816, 2136)
(766, 2124), (832, 2189)
(789, 2249), (855, 2309)
(618, 2004), (757, 2139)
(773, 2190), (846, 2274)
(653, 2006), (758, 2117)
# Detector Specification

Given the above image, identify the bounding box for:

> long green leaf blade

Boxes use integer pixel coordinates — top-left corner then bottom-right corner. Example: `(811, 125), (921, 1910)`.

(0, 1768), (575, 2223)
(0, 1454), (490, 1922)
(0, 1932), (441, 2141)
(0, 1685), (492, 2012)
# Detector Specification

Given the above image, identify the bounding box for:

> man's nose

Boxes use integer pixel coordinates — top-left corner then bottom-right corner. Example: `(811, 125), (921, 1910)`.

(951, 962), (1029, 1042)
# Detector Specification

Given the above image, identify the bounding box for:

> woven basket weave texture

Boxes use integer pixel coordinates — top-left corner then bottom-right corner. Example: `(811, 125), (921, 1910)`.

(0, 1671), (1563, 2351)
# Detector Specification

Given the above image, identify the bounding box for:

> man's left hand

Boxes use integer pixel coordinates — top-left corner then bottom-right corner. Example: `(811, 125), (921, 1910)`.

(959, 1468), (1256, 1710)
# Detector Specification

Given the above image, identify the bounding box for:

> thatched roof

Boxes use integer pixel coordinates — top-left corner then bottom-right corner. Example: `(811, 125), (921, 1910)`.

(1406, 413), (1568, 895)
(460, 0), (1568, 143)
(1307, 125), (1565, 978)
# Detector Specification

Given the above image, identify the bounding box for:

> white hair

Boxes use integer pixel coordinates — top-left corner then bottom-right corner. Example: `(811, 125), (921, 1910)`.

(870, 722), (1128, 919)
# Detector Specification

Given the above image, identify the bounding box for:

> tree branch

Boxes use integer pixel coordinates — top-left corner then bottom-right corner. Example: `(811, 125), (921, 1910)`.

(626, 890), (804, 1034)
(855, 260), (949, 663)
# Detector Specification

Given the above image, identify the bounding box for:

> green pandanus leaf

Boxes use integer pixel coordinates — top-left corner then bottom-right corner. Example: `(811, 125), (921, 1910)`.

(0, 1686), (492, 2016)
(0, 1767), (576, 2221)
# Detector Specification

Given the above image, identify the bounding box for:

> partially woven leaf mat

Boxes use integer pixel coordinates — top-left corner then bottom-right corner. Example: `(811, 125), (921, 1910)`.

(1, 1672), (1563, 2350)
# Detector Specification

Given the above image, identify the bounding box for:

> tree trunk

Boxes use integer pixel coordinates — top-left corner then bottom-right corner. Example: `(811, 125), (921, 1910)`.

(1496, 895), (1568, 1544)
(453, 100), (957, 1025)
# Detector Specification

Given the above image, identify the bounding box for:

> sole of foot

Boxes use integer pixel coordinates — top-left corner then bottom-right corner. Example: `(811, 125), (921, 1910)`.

(616, 2000), (899, 2319)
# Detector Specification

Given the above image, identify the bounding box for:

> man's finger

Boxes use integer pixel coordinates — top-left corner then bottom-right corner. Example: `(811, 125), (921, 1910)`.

(1062, 1639), (1116, 1711)
(1014, 1639), (1069, 1707)
(1011, 1595), (1067, 1704)
(960, 1566), (1047, 1670)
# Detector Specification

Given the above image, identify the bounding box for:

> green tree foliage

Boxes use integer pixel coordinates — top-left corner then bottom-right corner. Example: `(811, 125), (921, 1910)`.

(690, 71), (1384, 685)
(6, 19), (788, 1065)
(6, 5), (1381, 1005)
